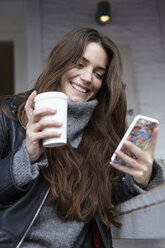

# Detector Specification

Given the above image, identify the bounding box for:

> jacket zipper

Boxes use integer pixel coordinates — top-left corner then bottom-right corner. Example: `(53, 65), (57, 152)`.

(16, 187), (50, 248)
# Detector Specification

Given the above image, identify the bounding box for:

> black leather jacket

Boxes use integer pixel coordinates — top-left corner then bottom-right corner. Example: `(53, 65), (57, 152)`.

(0, 96), (137, 248)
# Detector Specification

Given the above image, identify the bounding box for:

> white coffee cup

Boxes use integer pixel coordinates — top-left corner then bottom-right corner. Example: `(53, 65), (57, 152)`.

(34, 91), (68, 147)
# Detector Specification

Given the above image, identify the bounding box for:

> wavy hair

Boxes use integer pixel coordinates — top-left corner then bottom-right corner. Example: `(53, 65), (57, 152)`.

(17, 27), (127, 227)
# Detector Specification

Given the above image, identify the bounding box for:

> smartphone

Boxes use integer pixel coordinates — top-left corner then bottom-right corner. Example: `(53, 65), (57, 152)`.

(110, 115), (159, 166)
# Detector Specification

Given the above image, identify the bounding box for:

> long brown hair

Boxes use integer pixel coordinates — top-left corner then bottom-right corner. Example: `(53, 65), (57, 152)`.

(18, 27), (127, 227)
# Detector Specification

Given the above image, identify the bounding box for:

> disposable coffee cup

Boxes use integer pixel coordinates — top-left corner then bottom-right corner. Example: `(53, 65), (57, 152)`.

(34, 91), (68, 147)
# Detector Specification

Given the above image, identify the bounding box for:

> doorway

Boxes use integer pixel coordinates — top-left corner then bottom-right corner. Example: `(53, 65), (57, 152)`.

(0, 41), (14, 96)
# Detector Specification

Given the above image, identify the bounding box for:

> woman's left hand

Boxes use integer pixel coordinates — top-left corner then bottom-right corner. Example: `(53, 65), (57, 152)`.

(110, 127), (159, 188)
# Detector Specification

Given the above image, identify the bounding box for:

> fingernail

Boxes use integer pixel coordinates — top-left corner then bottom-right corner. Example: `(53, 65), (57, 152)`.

(110, 162), (114, 166)
(56, 132), (61, 136)
(116, 150), (121, 155)
(124, 140), (129, 146)
(32, 90), (37, 95)
(57, 122), (63, 127)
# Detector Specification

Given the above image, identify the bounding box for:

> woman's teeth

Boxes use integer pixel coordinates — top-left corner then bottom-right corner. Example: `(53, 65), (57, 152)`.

(71, 83), (87, 93)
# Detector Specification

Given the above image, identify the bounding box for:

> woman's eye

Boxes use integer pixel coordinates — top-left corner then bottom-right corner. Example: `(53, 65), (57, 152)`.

(96, 72), (103, 79)
(77, 63), (84, 68)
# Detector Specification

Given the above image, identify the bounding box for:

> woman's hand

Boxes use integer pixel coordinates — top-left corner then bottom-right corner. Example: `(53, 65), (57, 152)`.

(25, 91), (62, 163)
(110, 128), (159, 188)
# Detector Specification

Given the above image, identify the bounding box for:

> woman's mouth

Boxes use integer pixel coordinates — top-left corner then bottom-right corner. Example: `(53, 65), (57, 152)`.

(71, 83), (88, 93)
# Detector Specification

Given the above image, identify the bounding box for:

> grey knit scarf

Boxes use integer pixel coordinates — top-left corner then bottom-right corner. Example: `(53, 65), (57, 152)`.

(67, 99), (98, 148)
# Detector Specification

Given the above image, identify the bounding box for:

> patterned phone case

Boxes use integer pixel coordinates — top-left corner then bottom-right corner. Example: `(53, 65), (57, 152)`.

(111, 115), (159, 166)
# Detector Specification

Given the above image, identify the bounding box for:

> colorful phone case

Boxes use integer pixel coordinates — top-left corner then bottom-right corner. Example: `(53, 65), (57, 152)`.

(111, 115), (159, 166)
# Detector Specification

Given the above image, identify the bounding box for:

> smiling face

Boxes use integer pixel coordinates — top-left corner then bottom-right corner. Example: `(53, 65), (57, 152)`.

(59, 42), (108, 102)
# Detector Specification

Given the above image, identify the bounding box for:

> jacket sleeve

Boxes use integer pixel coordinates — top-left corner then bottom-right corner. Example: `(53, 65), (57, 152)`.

(0, 109), (31, 203)
(0, 111), (49, 204)
(112, 174), (138, 204)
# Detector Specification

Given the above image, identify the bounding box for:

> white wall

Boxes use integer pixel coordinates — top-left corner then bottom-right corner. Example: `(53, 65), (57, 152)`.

(40, 0), (165, 159)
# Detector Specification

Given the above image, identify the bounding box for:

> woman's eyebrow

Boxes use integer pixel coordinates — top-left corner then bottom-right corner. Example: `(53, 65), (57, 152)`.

(80, 56), (89, 63)
(80, 56), (106, 71)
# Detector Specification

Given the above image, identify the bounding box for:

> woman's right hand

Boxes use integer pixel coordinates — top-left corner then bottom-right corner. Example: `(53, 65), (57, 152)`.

(25, 91), (62, 163)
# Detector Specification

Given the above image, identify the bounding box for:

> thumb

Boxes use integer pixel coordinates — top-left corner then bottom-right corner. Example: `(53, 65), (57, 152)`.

(146, 127), (159, 154)
(25, 91), (37, 119)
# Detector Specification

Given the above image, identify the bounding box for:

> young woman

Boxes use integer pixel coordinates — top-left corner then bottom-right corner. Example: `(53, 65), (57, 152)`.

(0, 27), (164, 248)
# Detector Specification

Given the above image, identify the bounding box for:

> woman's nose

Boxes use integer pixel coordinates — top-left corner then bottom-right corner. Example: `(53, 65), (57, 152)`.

(80, 68), (92, 83)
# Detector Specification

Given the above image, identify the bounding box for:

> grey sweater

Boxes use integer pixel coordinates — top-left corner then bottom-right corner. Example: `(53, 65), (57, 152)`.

(12, 100), (165, 247)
